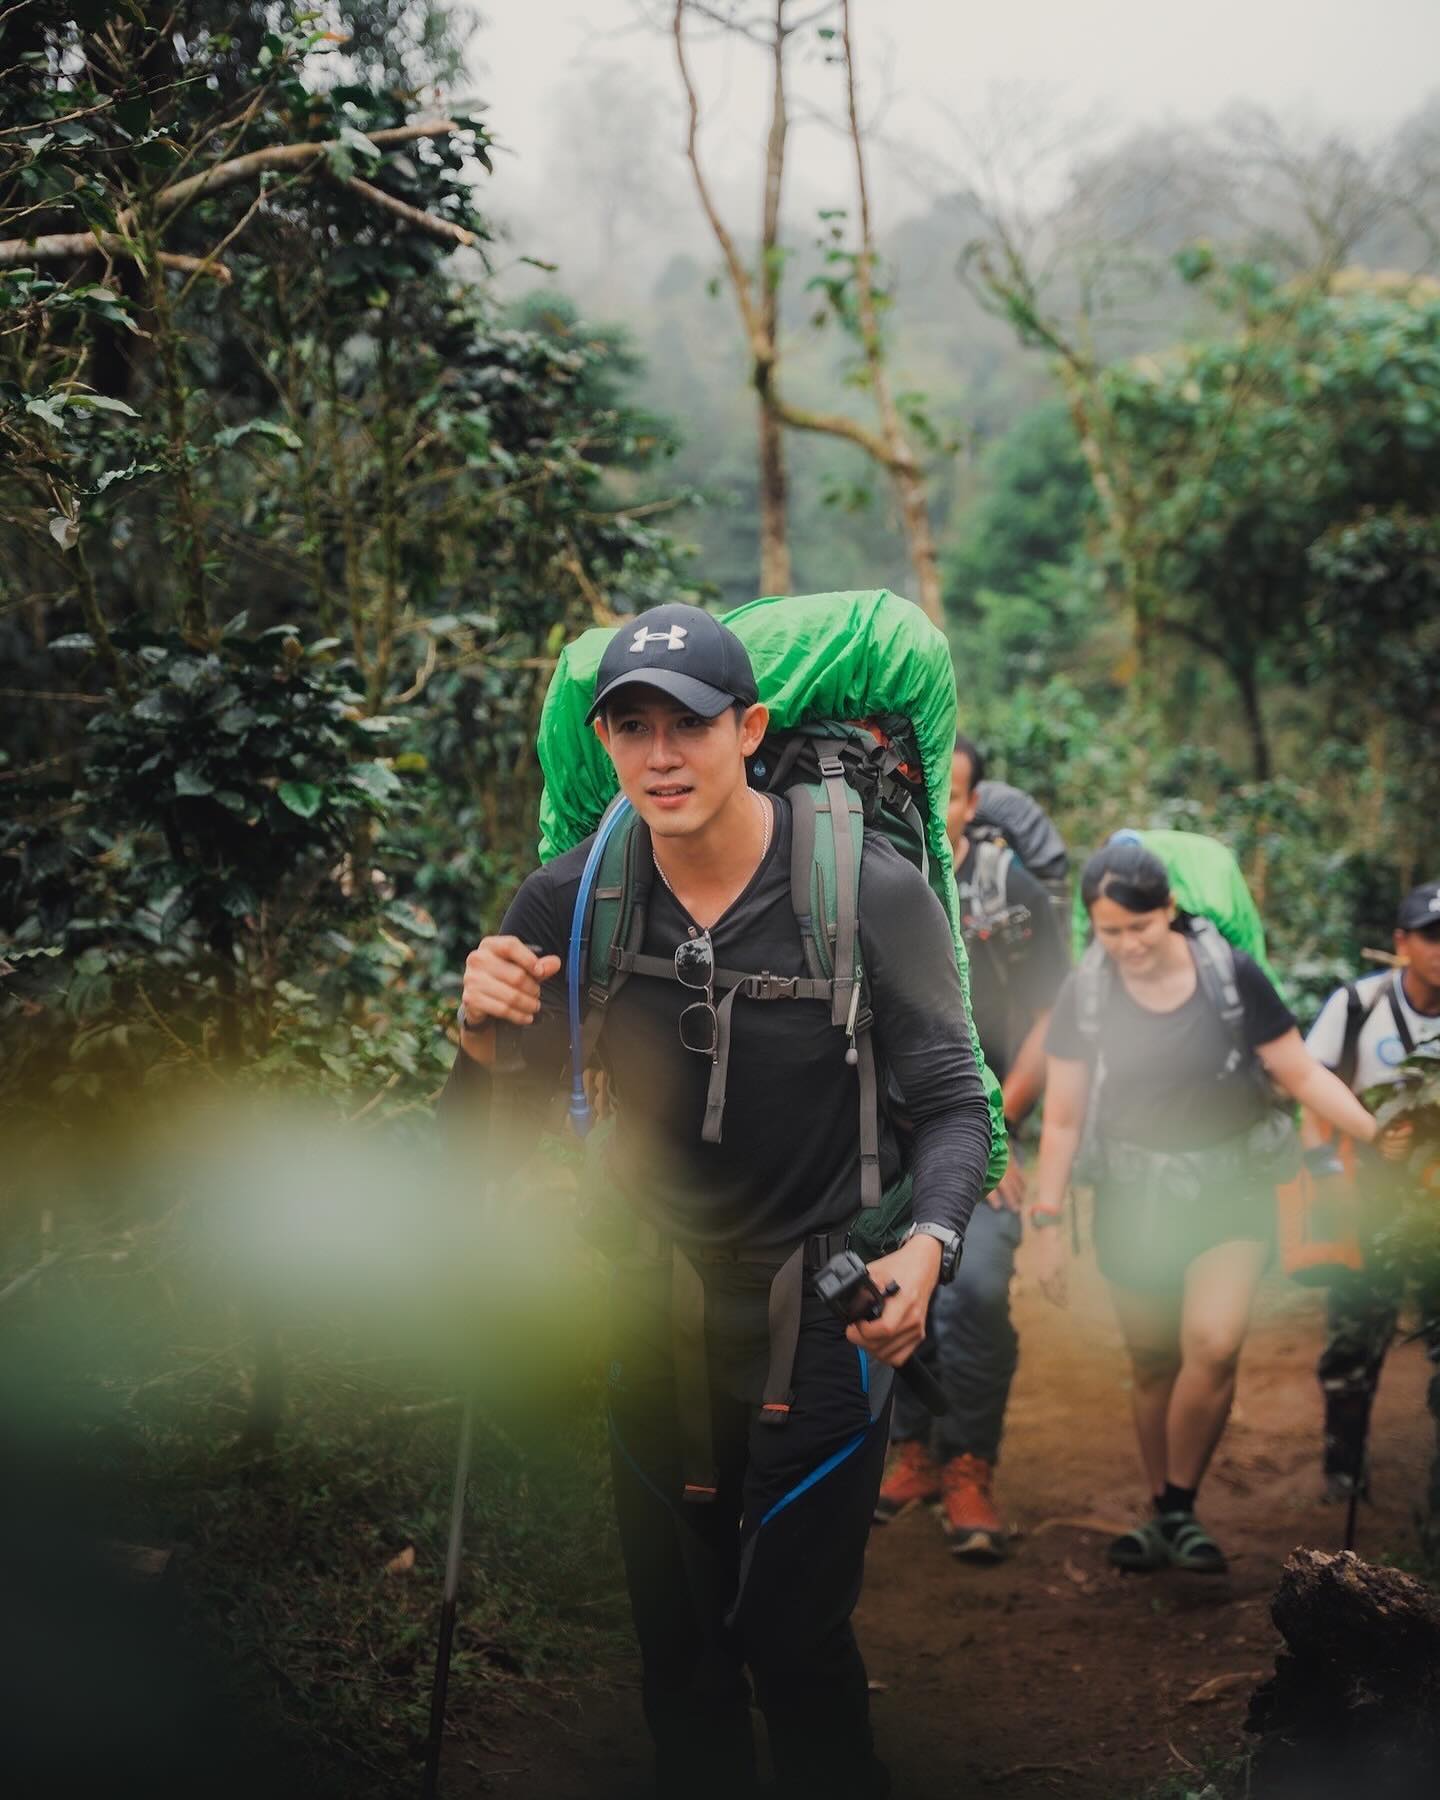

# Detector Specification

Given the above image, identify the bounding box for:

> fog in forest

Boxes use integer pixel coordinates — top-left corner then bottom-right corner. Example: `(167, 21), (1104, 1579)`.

(466, 0), (1440, 603)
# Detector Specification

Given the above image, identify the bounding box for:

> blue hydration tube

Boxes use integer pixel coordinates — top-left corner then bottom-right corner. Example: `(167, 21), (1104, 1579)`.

(566, 795), (633, 1138)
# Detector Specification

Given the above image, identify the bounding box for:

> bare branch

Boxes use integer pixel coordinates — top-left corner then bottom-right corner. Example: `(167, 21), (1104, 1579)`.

(672, 2), (764, 354)
(0, 233), (231, 281)
(774, 395), (891, 464)
(145, 119), (462, 220)
(338, 176), (477, 248)
(0, 121), (466, 276)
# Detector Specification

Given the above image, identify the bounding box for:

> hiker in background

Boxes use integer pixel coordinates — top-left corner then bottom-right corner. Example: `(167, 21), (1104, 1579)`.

(1029, 840), (1395, 1574)
(1303, 879), (1440, 1508)
(443, 603), (993, 1800)
(875, 736), (1069, 1560)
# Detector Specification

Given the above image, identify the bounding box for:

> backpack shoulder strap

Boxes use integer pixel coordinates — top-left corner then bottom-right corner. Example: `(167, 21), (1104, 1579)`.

(565, 796), (639, 1135)
(968, 838), (1014, 928)
(1074, 939), (1110, 1051)
(1187, 918), (1247, 1073)
(816, 749), (864, 1032)
(1336, 979), (1383, 1089)
(790, 746), (877, 1208)
(572, 803), (650, 1081)
(1385, 972), (1417, 1058)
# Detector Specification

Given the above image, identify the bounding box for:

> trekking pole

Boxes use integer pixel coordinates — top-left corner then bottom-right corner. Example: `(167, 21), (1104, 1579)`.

(1344, 1479), (1360, 1554)
(421, 1392), (474, 1800)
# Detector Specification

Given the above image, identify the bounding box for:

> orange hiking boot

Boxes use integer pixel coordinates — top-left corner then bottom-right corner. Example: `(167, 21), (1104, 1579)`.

(940, 1454), (1007, 1563)
(874, 1440), (941, 1523)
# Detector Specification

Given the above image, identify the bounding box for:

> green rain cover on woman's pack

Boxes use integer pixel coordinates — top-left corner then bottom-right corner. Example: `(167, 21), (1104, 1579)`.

(1071, 827), (1282, 994)
(535, 588), (1007, 1189)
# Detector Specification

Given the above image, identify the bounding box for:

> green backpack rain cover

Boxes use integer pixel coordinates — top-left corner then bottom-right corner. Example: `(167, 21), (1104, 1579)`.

(536, 590), (1009, 1204)
(1071, 827), (1282, 993)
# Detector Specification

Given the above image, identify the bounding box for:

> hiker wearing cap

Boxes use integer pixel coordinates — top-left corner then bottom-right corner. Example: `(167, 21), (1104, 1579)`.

(874, 734), (1069, 1560)
(1027, 840), (1395, 1575)
(444, 603), (993, 1800)
(1303, 879), (1440, 1510)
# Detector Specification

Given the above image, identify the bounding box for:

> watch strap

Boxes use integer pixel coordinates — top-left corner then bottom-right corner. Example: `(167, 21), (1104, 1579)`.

(904, 1220), (962, 1283)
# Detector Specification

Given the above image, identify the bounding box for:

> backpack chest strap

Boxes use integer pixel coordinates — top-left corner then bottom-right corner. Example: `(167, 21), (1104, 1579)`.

(612, 946), (832, 1003)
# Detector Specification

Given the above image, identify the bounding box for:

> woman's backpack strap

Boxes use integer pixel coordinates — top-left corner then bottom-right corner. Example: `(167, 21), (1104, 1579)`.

(1187, 917), (1247, 1073)
(1075, 939), (1110, 1052)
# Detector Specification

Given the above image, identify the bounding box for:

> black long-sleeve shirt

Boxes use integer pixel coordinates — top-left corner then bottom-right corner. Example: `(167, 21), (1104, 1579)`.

(443, 795), (991, 1251)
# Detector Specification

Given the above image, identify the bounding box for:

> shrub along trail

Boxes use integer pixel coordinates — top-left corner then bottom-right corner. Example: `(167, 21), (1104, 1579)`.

(450, 1239), (1435, 1800)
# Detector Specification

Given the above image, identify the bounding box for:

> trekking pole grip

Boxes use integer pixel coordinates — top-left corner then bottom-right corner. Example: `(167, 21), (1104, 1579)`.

(812, 1251), (948, 1416)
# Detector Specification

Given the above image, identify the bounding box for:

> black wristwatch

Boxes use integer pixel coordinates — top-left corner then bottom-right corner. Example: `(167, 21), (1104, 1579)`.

(902, 1220), (963, 1284)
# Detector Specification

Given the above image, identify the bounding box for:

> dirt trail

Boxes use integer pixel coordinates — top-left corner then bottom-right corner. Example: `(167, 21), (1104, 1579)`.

(452, 1241), (1435, 1799)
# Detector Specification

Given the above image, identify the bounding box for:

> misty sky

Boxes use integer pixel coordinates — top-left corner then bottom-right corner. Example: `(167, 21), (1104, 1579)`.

(472, 0), (1440, 266)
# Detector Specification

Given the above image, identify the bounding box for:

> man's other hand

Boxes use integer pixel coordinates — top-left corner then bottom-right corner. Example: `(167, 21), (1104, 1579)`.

(458, 937), (562, 1062)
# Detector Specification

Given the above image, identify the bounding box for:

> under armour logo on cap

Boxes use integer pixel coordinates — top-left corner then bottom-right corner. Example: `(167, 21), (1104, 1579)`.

(585, 602), (759, 725)
(630, 624), (688, 654)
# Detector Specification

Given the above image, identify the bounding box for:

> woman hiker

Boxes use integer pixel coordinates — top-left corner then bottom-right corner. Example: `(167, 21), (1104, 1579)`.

(1028, 839), (1398, 1574)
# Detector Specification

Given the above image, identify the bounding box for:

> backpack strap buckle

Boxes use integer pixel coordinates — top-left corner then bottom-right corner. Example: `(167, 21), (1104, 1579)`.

(744, 971), (801, 1001)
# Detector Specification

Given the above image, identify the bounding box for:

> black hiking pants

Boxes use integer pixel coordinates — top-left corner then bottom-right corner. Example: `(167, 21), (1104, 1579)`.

(605, 1258), (893, 1800)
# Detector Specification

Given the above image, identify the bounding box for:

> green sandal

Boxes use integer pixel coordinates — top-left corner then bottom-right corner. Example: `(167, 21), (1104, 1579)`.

(1107, 1516), (1171, 1572)
(1159, 1510), (1228, 1574)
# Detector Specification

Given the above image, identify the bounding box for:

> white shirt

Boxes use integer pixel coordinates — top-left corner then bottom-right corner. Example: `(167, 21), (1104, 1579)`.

(1306, 970), (1440, 1093)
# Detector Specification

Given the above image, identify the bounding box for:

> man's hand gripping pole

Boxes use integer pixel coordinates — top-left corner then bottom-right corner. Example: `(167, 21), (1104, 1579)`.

(814, 1249), (947, 1416)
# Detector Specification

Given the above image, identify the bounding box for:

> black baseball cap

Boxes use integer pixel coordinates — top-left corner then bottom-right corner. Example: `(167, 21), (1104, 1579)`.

(585, 603), (759, 725)
(1397, 880), (1440, 931)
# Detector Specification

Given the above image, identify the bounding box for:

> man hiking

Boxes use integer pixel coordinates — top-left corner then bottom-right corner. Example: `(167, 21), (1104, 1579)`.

(1303, 879), (1440, 1509)
(874, 736), (1069, 1559)
(443, 603), (993, 1800)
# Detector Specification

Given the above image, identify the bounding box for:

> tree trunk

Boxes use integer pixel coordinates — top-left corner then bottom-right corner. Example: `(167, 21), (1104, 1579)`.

(755, 365), (792, 595)
(1232, 653), (1272, 781)
(893, 458), (943, 627)
(1246, 1548), (1440, 1799)
(755, 2), (792, 596)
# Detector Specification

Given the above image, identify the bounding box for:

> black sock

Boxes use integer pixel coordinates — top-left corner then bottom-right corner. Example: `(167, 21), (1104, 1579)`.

(1155, 1483), (1196, 1529)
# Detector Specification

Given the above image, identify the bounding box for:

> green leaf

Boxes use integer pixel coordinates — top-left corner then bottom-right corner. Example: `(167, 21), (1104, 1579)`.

(92, 460), (162, 494)
(132, 138), (178, 170)
(26, 395), (67, 430)
(114, 97), (151, 137)
(214, 418), (303, 452)
(69, 392), (140, 417)
(277, 781), (324, 818)
(174, 765), (214, 797)
(339, 124), (382, 166)
(350, 760), (401, 801)
(220, 880), (258, 917)
(324, 140), (356, 181)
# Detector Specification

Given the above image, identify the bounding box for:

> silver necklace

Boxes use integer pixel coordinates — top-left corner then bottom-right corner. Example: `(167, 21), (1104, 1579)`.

(653, 792), (772, 901)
